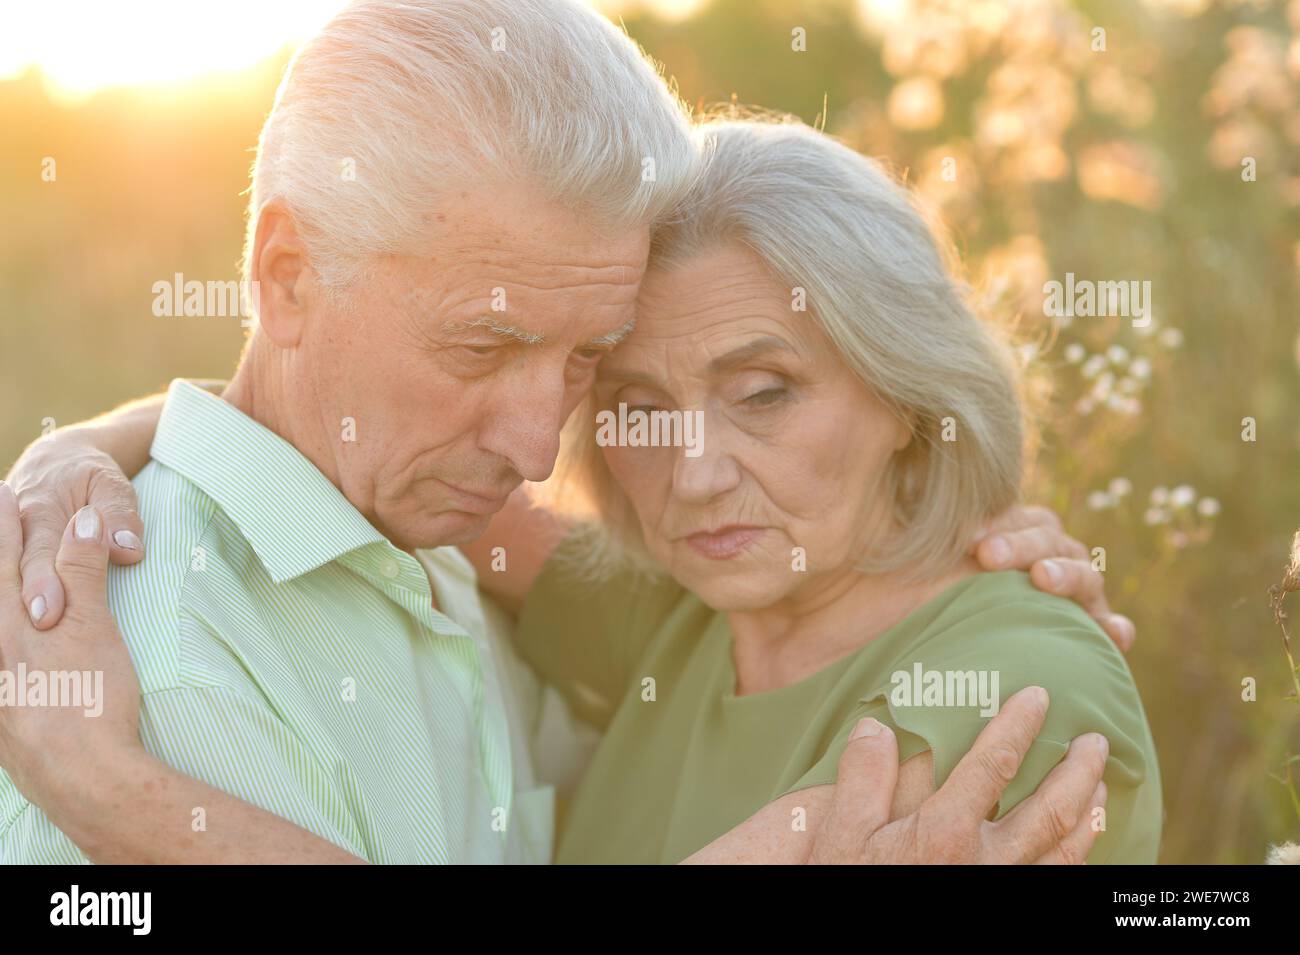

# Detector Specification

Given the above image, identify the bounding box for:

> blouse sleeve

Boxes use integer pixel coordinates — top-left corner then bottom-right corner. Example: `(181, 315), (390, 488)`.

(783, 594), (1162, 864)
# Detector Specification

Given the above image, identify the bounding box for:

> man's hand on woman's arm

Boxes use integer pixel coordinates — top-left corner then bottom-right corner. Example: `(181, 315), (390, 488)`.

(972, 504), (1136, 653)
(685, 686), (1108, 865)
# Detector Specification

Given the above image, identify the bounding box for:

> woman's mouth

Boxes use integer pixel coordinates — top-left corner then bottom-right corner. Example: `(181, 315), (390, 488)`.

(683, 526), (765, 560)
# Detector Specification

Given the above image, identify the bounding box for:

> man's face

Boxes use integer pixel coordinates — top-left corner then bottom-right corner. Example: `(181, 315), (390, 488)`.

(295, 180), (650, 549)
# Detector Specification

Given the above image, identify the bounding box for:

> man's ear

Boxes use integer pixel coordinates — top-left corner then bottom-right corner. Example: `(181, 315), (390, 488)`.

(250, 201), (311, 348)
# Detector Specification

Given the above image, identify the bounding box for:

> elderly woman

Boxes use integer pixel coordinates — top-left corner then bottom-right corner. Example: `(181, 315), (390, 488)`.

(0, 117), (1154, 865)
(459, 116), (1161, 864)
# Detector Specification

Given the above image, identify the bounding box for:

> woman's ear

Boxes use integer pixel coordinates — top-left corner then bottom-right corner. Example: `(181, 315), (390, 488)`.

(891, 409), (917, 452)
(249, 201), (311, 349)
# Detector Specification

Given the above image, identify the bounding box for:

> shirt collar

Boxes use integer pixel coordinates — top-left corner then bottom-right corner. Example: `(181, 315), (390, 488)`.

(149, 379), (387, 583)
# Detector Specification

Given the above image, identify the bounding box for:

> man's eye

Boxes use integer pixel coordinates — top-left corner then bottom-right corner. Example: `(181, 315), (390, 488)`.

(459, 344), (499, 357)
(572, 347), (606, 363)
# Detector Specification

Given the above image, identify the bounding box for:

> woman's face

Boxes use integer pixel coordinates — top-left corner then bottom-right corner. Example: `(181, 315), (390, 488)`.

(596, 243), (912, 611)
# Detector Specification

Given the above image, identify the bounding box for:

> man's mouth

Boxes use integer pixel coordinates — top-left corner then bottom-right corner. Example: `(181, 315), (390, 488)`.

(437, 480), (513, 516)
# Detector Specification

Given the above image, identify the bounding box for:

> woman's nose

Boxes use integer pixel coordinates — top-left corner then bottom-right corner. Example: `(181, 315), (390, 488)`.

(671, 425), (741, 504)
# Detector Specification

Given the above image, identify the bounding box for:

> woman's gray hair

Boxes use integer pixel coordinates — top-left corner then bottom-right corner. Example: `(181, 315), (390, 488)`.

(553, 114), (1027, 582)
(243, 0), (697, 299)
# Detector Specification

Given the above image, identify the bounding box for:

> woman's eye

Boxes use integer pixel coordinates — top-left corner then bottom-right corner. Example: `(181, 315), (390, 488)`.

(743, 387), (788, 408)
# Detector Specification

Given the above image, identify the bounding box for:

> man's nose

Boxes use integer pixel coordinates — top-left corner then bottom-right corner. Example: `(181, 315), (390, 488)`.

(480, 367), (570, 483)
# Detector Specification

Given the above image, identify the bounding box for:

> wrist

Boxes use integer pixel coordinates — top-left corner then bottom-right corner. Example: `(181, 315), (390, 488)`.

(36, 742), (159, 862)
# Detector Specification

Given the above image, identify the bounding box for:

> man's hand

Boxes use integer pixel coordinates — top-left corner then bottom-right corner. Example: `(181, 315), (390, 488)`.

(0, 484), (143, 816)
(973, 505), (1136, 653)
(6, 430), (147, 631)
(808, 686), (1108, 864)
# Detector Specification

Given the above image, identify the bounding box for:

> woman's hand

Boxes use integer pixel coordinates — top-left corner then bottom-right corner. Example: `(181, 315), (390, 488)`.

(972, 504), (1136, 653)
(5, 393), (165, 630)
(0, 485), (143, 817)
(0, 482), (359, 863)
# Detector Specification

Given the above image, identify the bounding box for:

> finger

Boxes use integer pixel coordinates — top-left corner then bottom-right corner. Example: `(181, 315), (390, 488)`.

(972, 506), (1063, 550)
(976, 525), (1088, 571)
(813, 719), (899, 863)
(934, 686), (1048, 822)
(88, 466), (145, 565)
(1033, 781), (1107, 864)
(1101, 614), (1136, 654)
(1030, 558), (1107, 615)
(0, 482), (22, 589)
(1030, 559), (1135, 653)
(18, 494), (71, 630)
(54, 505), (111, 619)
(994, 731), (1109, 863)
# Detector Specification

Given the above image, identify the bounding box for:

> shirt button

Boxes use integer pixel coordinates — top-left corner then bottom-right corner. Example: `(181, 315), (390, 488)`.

(380, 557), (401, 579)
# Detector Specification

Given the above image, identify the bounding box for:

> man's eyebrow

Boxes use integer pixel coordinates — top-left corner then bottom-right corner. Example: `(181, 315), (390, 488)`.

(442, 316), (544, 345)
(586, 318), (637, 348)
(707, 336), (795, 373)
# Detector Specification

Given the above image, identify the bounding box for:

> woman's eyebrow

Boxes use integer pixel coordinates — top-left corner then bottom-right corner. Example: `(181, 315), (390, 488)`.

(586, 318), (637, 348)
(707, 336), (795, 373)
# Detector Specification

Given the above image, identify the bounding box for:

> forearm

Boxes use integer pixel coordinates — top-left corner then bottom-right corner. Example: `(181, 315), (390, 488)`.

(47, 749), (366, 865)
(681, 754), (932, 864)
(681, 788), (825, 864)
(13, 381), (226, 484)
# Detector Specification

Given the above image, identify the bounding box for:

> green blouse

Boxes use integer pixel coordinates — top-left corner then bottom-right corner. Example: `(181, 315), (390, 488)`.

(515, 532), (1163, 864)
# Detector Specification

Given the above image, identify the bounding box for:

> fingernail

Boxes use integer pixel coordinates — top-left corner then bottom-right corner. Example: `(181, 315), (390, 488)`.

(1041, 559), (1063, 589)
(986, 536), (1011, 567)
(29, 594), (47, 624)
(1088, 733), (1109, 758)
(113, 529), (142, 551)
(1021, 685), (1049, 711)
(74, 506), (102, 541)
(850, 717), (889, 740)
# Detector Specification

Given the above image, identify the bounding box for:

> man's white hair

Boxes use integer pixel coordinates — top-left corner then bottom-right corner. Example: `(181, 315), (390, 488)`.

(243, 0), (696, 297)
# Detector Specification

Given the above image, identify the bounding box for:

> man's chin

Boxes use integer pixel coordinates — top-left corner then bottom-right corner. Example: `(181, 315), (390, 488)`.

(383, 510), (492, 551)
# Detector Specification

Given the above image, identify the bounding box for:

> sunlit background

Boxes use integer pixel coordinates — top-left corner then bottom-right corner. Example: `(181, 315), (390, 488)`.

(2, 0), (1298, 864)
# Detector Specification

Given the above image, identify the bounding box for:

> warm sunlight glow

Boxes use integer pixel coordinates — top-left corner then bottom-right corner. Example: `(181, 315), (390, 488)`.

(0, 0), (351, 101)
(2, 0), (711, 103)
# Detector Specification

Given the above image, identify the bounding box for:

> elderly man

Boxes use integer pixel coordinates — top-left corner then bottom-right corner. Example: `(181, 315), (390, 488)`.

(0, 0), (1119, 864)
